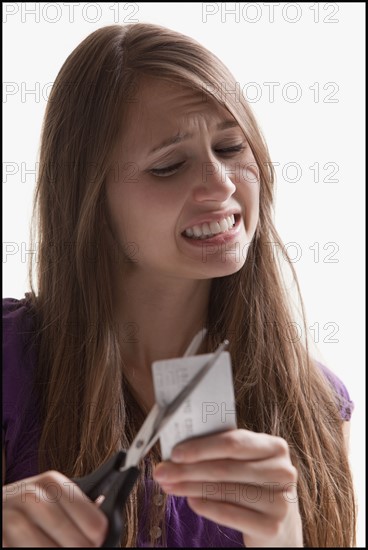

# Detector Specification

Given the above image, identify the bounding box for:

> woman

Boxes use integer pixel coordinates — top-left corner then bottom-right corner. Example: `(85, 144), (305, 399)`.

(3, 23), (355, 547)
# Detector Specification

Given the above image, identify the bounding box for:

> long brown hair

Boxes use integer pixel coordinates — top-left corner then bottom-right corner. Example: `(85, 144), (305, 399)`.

(28, 23), (356, 547)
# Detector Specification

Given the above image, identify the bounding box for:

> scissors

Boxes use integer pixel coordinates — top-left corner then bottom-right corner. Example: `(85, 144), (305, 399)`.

(72, 337), (229, 547)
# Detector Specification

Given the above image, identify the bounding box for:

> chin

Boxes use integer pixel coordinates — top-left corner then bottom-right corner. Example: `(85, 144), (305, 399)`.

(192, 257), (246, 279)
(213, 259), (246, 276)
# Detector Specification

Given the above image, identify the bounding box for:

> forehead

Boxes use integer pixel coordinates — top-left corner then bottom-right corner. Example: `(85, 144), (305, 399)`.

(122, 77), (235, 150)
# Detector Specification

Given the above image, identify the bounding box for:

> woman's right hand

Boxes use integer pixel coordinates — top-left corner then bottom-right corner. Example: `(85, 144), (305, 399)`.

(2, 470), (108, 547)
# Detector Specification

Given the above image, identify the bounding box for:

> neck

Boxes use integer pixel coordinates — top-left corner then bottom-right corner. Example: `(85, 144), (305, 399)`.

(113, 269), (212, 375)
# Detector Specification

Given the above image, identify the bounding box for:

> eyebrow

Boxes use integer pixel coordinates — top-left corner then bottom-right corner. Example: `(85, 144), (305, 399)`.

(148, 120), (240, 155)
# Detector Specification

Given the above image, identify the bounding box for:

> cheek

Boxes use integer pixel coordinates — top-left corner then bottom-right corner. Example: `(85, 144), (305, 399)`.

(238, 164), (260, 232)
(105, 184), (129, 240)
(105, 179), (182, 244)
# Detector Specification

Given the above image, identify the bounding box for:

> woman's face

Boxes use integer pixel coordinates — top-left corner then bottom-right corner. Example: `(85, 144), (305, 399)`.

(105, 77), (260, 280)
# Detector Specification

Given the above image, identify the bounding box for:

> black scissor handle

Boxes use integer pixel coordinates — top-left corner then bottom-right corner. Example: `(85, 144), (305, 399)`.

(72, 451), (140, 547)
(99, 465), (140, 547)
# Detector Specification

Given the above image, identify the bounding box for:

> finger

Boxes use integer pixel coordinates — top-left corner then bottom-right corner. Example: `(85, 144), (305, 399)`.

(20, 492), (103, 547)
(15, 472), (107, 547)
(171, 429), (290, 463)
(53, 474), (108, 546)
(159, 480), (293, 517)
(154, 457), (297, 486)
(3, 508), (59, 548)
(186, 496), (280, 540)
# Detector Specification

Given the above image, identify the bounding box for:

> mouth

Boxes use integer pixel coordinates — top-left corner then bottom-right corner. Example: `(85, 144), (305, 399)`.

(181, 214), (242, 244)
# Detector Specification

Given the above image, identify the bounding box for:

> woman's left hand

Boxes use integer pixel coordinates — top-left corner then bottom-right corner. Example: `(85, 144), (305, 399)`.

(153, 429), (304, 547)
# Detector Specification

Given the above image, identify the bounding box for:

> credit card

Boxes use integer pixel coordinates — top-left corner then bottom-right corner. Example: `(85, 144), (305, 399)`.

(152, 351), (237, 460)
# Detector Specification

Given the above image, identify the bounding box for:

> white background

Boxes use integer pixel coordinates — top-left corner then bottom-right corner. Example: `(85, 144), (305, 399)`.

(3, 2), (365, 545)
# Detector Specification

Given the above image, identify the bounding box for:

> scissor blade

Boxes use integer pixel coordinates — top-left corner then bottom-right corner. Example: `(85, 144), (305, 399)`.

(125, 328), (207, 468)
(183, 328), (207, 357)
(122, 403), (162, 470)
(156, 339), (228, 428)
(122, 339), (228, 470)
(139, 340), (229, 458)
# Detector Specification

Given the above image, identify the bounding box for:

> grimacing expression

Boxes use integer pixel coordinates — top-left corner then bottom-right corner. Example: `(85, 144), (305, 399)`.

(105, 78), (260, 279)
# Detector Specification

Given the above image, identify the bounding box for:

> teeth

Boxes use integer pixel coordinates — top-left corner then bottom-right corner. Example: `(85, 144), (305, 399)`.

(228, 215), (235, 227)
(184, 215), (237, 239)
(219, 219), (228, 232)
(202, 223), (211, 236)
(210, 221), (221, 235)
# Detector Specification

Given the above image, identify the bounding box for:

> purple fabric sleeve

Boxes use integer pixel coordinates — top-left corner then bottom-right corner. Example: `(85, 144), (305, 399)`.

(3, 297), (41, 483)
(315, 360), (355, 421)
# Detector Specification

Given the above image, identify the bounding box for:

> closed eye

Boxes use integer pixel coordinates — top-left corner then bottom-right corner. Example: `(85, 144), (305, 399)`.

(149, 162), (185, 177)
(149, 143), (246, 177)
(216, 144), (246, 154)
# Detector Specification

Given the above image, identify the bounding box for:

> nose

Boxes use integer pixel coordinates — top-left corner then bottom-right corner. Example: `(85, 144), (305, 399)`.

(192, 158), (236, 203)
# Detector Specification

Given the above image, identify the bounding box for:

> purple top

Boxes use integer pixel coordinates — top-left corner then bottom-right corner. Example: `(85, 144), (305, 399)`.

(3, 297), (354, 547)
